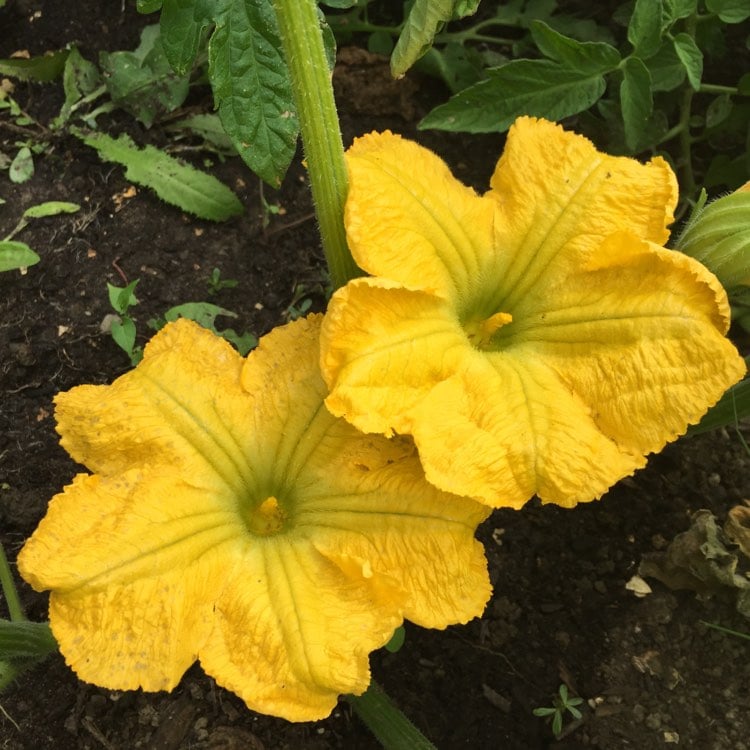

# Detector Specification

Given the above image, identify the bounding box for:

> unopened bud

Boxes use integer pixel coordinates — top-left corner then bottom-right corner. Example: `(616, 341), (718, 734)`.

(675, 182), (750, 290)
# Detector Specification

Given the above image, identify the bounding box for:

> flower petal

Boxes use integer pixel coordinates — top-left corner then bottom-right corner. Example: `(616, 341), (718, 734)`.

(19, 474), (236, 691)
(515, 234), (745, 454)
(199, 538), (402, 722)
(488, 117), (678, 313)
(55, 319), (259, 498)
(321, 278), (469, 435)
(345, 131), (496, 302)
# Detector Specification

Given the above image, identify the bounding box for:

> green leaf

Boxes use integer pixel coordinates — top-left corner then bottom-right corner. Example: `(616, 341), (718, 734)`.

(627, 0), (663, 59)
(110, 317), (138, 359)
(318, 0), (358, 7)
(0, 50), (68, 82)
(168, 113), (237, 154)
(100, 25), (190, 127)
(620, 56), (654, 151)
(645, 39), (686, 91)
(451, 0), (481, 17)
(76, 131), (243, 221)
(137, 0), (163, 11)
(23, 202), (80, 219)
(163, 301), (237, 329)
(9, 147), (33, 184)
(688, 369), (750, 434)
(706, 0), (750, 23)
(530, 21), (621, 73)
(533, 707), (557, 717)
(384, 625), (406, 653)
(391, 0), (456, 78)
(673, 32), (703, 90)
(208, 0), (298, 187)
(419, 59), (609, 134)
(55, 47), (103, 127)
(706, 94), (733, 128)
(107, 280), (139, 314)
(220, 328), (257, 355)
(160, 0), (223, 75)
(662, 0), (697, 25)
(0, 241), (40, 272)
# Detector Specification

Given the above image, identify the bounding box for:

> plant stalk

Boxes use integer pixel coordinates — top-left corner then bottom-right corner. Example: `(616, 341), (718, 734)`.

(0, 544), (24, 623)
(271, 0), (360, 289)
(346, 680), (438, 750)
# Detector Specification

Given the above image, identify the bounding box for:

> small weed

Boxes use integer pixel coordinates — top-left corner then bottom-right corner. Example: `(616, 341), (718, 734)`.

(0, 200), (80, 273)
(207, 267), (239, 296)
(105, 280), (142, 365)
(533, 683), (584, 738)
(104, 280), (257, 366)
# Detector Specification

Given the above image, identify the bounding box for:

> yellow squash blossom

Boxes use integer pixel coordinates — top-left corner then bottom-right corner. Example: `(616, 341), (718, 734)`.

(18, 316), (490, 722)
(320, 117), (746, 510)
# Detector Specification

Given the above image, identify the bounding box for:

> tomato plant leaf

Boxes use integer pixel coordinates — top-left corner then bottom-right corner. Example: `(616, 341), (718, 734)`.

(419, 59), (609, 134)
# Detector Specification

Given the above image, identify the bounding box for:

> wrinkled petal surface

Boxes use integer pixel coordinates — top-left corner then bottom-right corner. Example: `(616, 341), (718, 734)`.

(19, 316), (490, 721)
(322, 118), (746, 508)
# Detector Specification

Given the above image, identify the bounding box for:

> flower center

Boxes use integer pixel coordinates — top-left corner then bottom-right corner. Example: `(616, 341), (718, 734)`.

(465, 311), (513, 350)
(246, 495), (287, 536)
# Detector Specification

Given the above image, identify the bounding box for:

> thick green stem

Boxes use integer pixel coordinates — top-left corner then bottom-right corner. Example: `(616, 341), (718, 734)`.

(272, 0), (360, 289)
(0, 544), (24, 623)
(346, 680), (437, 750)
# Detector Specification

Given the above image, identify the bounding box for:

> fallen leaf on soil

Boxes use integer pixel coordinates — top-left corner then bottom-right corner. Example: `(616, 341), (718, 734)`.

(725, 502), (750, 558)
(639, 509), (750, 619)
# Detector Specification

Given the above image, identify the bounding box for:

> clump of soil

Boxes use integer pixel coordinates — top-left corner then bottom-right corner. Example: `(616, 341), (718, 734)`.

(2, 3), (749, 749)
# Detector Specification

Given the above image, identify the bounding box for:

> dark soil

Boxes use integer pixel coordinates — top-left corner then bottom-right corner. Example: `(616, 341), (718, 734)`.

(2, 3), (750, 749)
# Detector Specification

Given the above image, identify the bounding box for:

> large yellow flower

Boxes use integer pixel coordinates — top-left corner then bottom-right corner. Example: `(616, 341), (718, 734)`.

(18, 316), (490, 722)
(320, 117), (746, 509)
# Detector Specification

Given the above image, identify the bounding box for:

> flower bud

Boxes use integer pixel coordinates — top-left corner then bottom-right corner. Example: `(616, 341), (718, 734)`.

(675, 182), (750, 290)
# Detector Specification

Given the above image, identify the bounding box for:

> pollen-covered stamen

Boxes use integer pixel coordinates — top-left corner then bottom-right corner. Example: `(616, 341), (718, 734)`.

(246, 496), (287, 536)
(465, 311), (513, 349)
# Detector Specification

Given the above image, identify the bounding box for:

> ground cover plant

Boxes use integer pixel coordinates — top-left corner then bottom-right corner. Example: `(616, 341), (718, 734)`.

(1, 1), (750, 748)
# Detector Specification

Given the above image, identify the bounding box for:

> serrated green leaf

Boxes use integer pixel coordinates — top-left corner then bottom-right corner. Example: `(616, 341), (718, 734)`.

(77, 131), (243, 221)
(645, 39), (687, 91)
(627, 0), (663, 59)
(0, 50), (68, 82)
(706, 0), (750, 23)
(160, 0), (223, 75)
(23, 202), (80, 219)
(391, 0), (457, 78)
(100, 25), (190, 127)
(620, 56), (654, 151)
(9, 147), (33, 184)
(673, 32), (703, 90)
(208, 0), (298, 187)
(0, 241), (40, 272)
(530, 21), (620, 73)
(419, 59), (608, 134)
